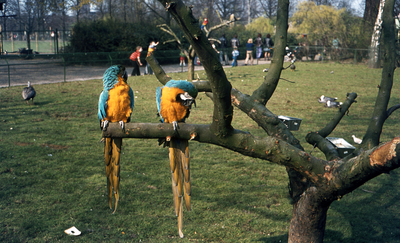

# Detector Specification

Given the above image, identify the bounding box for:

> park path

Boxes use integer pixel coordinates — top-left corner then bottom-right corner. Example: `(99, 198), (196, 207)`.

(0, 58), (271, 88)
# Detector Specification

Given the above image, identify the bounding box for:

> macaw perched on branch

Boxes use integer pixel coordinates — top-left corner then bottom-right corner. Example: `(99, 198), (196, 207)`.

(98, 65), (134, 214)
(156, 80), (198, 238)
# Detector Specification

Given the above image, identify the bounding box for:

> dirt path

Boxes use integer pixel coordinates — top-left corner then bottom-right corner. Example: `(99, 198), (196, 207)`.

(0, 58), (271, 88)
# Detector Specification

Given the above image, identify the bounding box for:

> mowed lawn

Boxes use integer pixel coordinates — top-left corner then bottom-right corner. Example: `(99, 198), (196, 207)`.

(1, 61), (400, 242)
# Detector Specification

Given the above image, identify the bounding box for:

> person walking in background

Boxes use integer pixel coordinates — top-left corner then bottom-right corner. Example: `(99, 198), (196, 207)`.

(219, 34), (229, 65)
(264, 34), (274, 61)
(231, 34), (240, 49)
(130, 46), (143, 76)
(146, 41), (159, 75)
(244, 38), (254, 66)
(332, 36), (340, 59)
(255, 33), (263, 61)
(179, 51), (186, 66)
(232, 47), (239, 67)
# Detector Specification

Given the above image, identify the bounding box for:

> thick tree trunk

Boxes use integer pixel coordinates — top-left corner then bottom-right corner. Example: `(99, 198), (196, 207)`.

(369, 0), (385, 68)
(364, 0), (381, 28)
(288, 187), (331, 243)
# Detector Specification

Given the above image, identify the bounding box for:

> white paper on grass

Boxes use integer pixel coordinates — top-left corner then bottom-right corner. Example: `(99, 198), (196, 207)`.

(64, 226), (81, 236)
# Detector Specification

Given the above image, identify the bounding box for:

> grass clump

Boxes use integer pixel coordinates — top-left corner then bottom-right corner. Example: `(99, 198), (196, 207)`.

(0, 62), (399, 242)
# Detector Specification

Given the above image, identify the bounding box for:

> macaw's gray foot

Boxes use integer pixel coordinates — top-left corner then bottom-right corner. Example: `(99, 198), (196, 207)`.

(172, 121), (179, 130)
(102, 120), (109, 131)
(119, 121), (125, 130)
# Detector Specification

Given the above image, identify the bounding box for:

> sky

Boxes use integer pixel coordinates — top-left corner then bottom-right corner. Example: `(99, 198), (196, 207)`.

(351, 0), (365, 16)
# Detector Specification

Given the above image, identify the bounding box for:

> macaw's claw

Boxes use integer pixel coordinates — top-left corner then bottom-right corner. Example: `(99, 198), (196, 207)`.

(102, 120), (109, 131)
(172, 121), (179, 130)
(190, 132), (197, 141)
(119, 121), (125, 130)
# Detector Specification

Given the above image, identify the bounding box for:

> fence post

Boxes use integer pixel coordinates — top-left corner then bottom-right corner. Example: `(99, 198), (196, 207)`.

(354, 49), (357, 64)
(62, 56), (66, 82)
(56, 29), (59, 54)
(5, 58), (10, 87)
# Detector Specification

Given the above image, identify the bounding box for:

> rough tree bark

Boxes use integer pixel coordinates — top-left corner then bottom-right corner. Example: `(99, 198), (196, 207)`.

(103, 0), (400, 242)
(369, 0), (386, 68)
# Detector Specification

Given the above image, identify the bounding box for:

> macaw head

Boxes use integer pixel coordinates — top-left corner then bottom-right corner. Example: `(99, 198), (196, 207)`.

(103, 65), (127, 90)
(156, 80), (198, 123)
(177, 91), (196, 108)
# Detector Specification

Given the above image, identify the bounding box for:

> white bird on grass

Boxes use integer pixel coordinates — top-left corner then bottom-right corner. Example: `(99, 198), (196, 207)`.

(318, 95), (337, 103)
(325, 100), (343, 108)
(352, 135), (362, 144)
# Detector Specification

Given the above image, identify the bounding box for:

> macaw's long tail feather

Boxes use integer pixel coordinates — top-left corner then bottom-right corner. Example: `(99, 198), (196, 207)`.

(104, 137), (122, 214)
(181, 140), (191, 212)
(169, 138), (191, 238)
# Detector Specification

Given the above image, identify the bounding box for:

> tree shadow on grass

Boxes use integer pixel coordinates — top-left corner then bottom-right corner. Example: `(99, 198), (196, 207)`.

(325, 171), (400, 243)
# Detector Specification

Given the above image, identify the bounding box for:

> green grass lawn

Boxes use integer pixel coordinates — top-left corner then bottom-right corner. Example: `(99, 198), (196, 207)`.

(2, 40), (67, 54)
(1, 62), (400, 242)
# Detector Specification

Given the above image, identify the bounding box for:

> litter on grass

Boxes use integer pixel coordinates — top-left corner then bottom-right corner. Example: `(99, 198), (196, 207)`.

(64, 226), (81, 236)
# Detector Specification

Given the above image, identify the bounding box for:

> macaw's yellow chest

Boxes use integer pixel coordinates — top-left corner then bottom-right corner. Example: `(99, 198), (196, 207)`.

(160, 87), (188, 123)
(106, 78), (131, 122)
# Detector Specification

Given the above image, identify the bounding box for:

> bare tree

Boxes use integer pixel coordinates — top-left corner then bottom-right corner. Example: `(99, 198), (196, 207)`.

(103, 0), (400, 242)
(258, 0), (278, 18)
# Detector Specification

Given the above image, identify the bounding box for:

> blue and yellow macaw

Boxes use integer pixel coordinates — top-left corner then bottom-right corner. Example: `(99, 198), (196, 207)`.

(156, 80), (198, 238)
(98, 65), (134, 214)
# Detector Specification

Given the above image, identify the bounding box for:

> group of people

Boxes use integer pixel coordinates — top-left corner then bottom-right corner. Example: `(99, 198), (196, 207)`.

(130, 33), (275, 75)
(243, 33), (274, 66)
(216, 33), (274, 67)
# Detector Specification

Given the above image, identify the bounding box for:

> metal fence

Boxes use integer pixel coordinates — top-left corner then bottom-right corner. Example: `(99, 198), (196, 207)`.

(0, 30), (71, 55)
(0, 47), (375, 88)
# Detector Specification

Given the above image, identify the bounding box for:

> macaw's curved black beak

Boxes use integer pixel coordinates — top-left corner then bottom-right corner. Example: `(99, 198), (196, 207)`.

(179, 92), (196, 107)
(123, 71), (128, 82)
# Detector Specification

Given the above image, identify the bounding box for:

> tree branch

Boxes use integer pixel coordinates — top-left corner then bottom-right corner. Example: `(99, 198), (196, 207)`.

(387, 104), (400, 117)
(146, 55), (172, 84)
(146, 55), (212, 92)
(305, 93), (358, 159)
(317, 93), (358, 137)
(141, 0), (168, 22)
(250, 0), (289, 105)
(157, 24), (182, 44)
(363, 0), (396, 149)
(102, 122), (328, 184)
(331, 137), (400, 197)
(231, 88), (303, 150)
(206, 19), (237, 35)
(305, 132), (341, 161)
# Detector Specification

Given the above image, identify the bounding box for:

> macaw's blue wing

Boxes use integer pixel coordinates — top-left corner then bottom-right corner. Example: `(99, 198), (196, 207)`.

(128, 87), (134, 123)
(156, 86), (164, 122)
(98, 90), (109, 127)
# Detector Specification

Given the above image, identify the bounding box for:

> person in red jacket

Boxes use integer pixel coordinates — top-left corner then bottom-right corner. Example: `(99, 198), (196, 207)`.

(130, 46), (143, 76)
